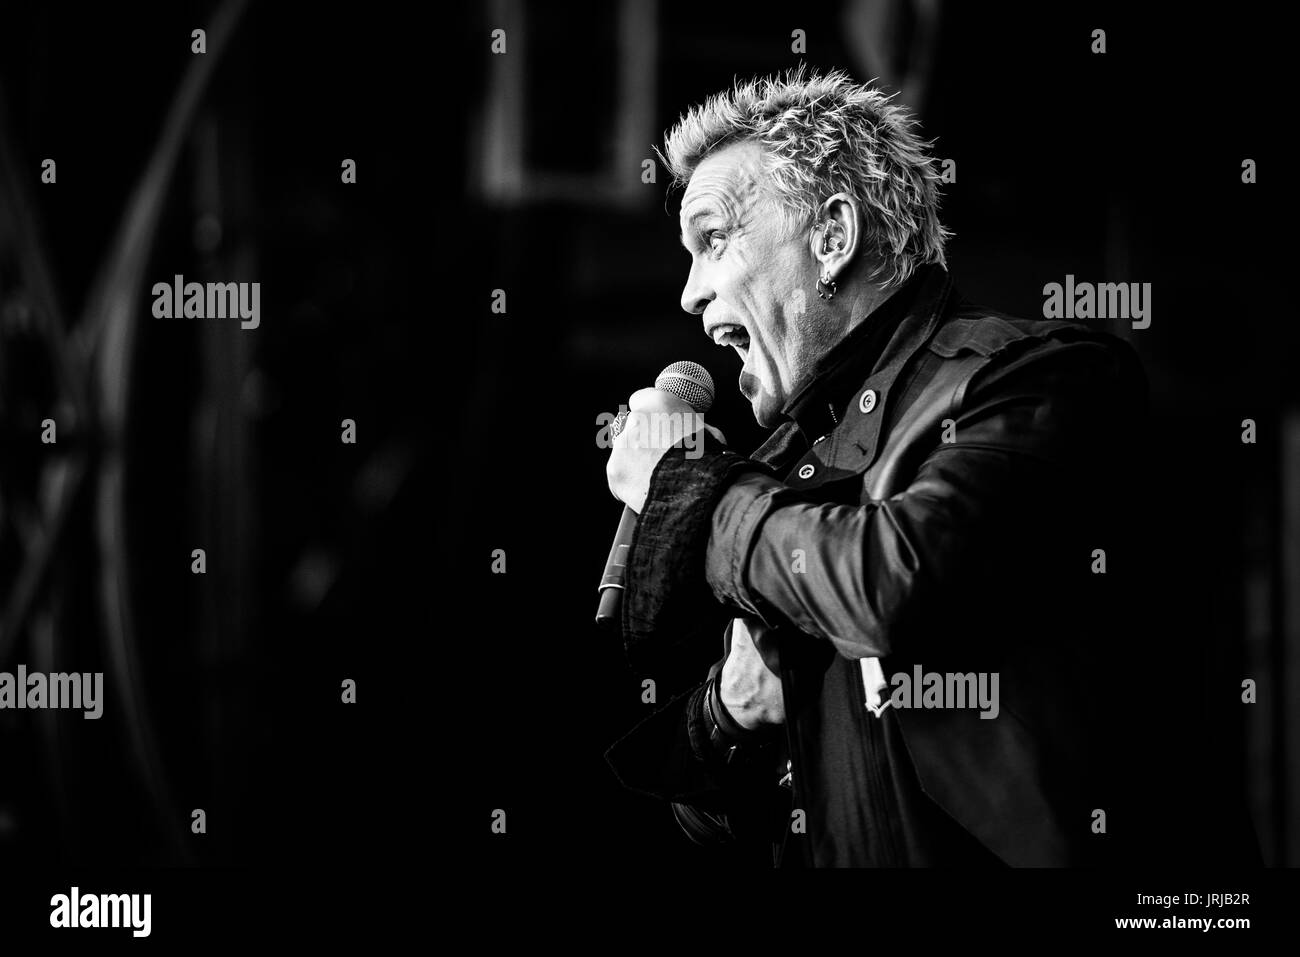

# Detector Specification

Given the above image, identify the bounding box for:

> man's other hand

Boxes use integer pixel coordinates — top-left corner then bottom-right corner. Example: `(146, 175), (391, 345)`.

(719, 616), (786, 730)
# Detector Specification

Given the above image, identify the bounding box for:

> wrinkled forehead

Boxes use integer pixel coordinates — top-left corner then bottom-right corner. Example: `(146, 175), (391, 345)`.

(679, 140), (768, 224)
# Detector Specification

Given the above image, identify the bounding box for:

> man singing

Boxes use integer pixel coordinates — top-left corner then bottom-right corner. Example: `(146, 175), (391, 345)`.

(603, 65), (1147, 867)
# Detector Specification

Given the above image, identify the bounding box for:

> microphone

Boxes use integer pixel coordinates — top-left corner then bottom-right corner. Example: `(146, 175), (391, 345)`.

(595, 361), (716, 630)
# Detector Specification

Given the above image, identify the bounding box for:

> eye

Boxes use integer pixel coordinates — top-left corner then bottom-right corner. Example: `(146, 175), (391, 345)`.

(705, 230), (727, 256)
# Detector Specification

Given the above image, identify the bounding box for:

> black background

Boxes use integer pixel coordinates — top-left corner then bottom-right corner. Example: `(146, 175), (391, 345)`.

(0, 0), (1294, 940)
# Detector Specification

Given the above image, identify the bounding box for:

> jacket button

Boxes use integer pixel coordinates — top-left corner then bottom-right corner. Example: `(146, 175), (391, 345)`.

(798, 464), (815, 479)
(859, 389), (878, 414)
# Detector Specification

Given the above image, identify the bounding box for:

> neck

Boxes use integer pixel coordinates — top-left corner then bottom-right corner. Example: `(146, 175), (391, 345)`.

(795, 277), (903, 391)
(836, 279), (897, 339)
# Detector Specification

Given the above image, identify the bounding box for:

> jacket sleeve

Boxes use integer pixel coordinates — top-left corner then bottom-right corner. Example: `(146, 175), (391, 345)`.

(619, 427), (774, 688)
(608, 430), (785, 816)
(604, 647), (785, 845)
(703, 335), (1145, 661)
(604, 660), (728, 806)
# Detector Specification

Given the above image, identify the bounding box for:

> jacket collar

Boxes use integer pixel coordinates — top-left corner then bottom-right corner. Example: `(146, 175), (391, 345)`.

(781, 263), (954, 445)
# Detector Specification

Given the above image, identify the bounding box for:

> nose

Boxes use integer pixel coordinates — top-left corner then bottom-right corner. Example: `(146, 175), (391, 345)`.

(680, 257), (714, 315)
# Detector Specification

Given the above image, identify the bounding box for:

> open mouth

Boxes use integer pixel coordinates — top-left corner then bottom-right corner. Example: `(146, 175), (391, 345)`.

(711, 324), (751, 356)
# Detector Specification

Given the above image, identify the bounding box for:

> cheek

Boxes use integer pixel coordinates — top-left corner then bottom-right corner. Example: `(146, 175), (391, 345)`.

(753, 284), (802, 368)
(758, 250), (809, 335)
(723, 239), (807, 374)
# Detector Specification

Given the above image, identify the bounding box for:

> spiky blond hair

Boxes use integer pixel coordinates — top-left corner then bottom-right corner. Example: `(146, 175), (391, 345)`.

(658, 64), (950, 288)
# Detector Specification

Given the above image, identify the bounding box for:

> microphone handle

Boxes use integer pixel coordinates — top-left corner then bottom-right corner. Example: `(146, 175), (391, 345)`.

(595, 506), (639, 629)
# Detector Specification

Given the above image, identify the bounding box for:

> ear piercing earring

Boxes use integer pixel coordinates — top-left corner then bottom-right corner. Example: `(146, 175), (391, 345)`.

(818, 221), (840, 299)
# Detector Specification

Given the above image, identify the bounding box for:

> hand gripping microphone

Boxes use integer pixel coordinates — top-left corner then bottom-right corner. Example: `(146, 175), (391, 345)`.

(595, 361), (716, 630)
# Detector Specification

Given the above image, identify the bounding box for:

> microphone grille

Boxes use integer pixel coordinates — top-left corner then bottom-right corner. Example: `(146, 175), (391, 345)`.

(655, 361), (715, 414)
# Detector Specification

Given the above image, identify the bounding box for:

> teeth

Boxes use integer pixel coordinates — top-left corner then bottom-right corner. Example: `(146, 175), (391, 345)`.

(713, 325), (749, 347)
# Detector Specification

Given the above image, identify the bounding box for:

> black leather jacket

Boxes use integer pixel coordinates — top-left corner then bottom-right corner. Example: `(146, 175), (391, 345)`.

(605, 264), (1149, 867)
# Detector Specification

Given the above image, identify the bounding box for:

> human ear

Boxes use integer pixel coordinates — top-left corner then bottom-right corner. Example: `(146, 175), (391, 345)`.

(810, 193), (862, 286)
